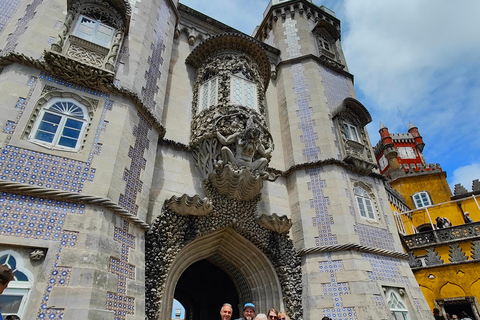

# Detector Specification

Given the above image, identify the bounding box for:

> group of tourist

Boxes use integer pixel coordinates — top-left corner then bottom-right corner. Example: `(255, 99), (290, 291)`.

(434, 308), (473, 320)
(436, 211), (474, 230)
(220, 303), (294, 320)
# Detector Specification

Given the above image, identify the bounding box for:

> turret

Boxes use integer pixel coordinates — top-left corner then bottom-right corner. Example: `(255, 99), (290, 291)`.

(408, 122), (425, 152)
(379, 123), (400, 171)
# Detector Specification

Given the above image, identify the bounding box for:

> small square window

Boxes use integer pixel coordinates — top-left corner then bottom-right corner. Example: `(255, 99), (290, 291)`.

(73, 15), (115, 48)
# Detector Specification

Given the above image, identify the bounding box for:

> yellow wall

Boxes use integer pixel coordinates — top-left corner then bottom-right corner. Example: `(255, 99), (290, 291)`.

(390, 172), (451, 209)
(415, 263), (480, 310)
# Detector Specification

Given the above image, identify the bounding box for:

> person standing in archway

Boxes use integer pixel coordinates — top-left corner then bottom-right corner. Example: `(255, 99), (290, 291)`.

(236, 303), (256, 320)
(220, 303), (233, 320)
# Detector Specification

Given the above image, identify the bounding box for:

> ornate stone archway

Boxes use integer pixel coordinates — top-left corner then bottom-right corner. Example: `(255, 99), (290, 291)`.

(145, 183), (303, 320)
(163, 228), (283, 319)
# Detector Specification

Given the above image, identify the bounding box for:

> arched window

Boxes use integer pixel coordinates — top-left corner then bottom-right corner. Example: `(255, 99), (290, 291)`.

(412, 191), (432, 209)
(386, 288), (410, 320)
(354, 184), (376, 220)
(230, 71), (257, 110)
(0, 250), (33, 318)
(29, 98), (88, 151)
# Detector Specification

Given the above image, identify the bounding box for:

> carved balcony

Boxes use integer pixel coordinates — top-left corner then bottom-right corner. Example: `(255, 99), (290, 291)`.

(402, 221), (480, 250)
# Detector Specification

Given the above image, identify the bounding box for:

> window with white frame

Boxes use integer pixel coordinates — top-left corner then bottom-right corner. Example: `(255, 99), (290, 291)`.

(29, 98), (88, 151)
(0, 251), (33, 318)
(412, 191), (432, 209)
(230, 73), (257, 110)
(386, 287), (410, 320)
(354, 184), (375, 220)
(198, 73), (218, 111)
(344, 123), (360, 142)
(73, 14), (115, 48)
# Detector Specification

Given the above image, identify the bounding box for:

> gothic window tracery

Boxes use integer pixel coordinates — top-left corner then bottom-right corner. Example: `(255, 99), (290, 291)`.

(385, 287), (410, 320)
(0, 251), (33, 319)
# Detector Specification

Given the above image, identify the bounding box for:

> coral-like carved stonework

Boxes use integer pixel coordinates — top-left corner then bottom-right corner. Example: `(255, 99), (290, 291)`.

(165, 194), (213, 216)
(209, 164), (264, 202)
(66, 42), (106, 68)
(44, 51), (114, 90)
(256, 213), (292, 234)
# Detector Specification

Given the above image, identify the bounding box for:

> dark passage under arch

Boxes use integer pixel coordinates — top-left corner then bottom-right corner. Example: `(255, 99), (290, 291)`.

(174, 259), (240, 320)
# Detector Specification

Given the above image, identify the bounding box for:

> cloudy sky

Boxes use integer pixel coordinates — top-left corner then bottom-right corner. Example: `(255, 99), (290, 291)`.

(178, 0), (480, 191)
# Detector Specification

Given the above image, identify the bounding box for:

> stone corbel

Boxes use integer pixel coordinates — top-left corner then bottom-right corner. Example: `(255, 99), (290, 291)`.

(270, 63), (277, 80)
(188, 28), (198, 46)
(256, 213), (292, 233)
(165, 194), (213, 216)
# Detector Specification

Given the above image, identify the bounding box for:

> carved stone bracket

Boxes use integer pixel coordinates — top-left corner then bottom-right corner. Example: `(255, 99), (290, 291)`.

(165, 194), (213, 216)
(256, 213), (292, 234)
(209, 164), (264, 202)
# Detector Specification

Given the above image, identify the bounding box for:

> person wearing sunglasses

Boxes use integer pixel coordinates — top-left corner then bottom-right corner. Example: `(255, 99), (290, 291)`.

(267, 309), (278, 320)
(277, 311), (290, 320)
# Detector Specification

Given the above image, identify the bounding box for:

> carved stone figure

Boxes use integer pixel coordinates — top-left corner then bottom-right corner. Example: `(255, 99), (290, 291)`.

(216, 116), (273, 178)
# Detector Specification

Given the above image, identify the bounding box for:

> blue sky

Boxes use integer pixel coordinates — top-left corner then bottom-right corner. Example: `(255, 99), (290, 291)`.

(179, 0), (480, 192)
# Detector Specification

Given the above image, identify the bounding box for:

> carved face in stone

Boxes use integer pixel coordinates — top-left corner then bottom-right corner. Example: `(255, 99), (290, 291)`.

(245, 127), (261, 142)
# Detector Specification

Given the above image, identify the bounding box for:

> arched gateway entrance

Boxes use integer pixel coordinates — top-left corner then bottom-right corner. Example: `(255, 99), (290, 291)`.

(164, 228), (284, 319)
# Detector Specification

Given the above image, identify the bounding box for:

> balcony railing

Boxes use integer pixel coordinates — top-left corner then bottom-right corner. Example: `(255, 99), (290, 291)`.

(402, 221), (480, 250)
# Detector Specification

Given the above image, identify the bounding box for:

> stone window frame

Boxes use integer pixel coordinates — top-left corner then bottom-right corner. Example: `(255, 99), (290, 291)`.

(51, 0), (127, 72)
(23, 91), (95, 153)
(384, 287), (412, 320)
(331, 98), (376, 174)
(411, 191), (432, 209)
(312, 21), (340, 61)
(0, 250), (34, 319)
(192, 54), (265, 116)
(353, 181), (378, 221)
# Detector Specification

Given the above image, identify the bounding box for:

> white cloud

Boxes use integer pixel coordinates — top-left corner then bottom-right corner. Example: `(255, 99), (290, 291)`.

(451, 163), (480, 192)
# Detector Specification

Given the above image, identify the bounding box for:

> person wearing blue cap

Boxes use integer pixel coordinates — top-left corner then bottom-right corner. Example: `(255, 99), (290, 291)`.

(236, 303), (256, 320)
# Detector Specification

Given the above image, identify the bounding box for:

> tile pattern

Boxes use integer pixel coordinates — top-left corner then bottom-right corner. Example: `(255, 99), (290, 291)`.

(0, 192), (81, 319)
(0, 73), (119, 193)
(3, 76), (38, 145)
(284, 17), (336, 246)
(283, 17), (301, 59)
(320, 67), (350, 112)
(319, 254), (357, 320)
(307, 167), (336, 246)
(373, 295), (389, 320)
(1, 0), (43, 56)
(118, 113), (150, 215)
(346, 185), (395, 251)
(362, 253), (409, 285)
(0, 146), (95, 192)
(0, 0), (20, 36)
(141, 0), (170, 110)
(107, 220), (136, 320)
(0, 193), (84, 239)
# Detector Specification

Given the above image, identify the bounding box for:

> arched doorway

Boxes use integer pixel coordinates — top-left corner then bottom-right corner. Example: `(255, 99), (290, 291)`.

(174, 259), (240, 320)
(160, 228), (284, 319)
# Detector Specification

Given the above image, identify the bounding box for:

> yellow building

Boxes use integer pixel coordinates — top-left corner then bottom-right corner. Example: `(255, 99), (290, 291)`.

(375, 123), (480, 319)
